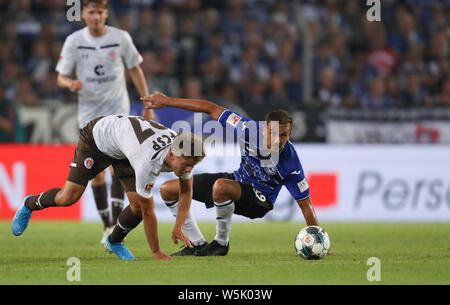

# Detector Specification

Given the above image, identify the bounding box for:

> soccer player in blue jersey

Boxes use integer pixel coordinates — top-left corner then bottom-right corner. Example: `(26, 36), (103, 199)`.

(142, 92), (320, 256)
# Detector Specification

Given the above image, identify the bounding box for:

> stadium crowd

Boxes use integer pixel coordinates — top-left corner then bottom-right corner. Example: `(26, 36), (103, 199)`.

(0, 0), (449, 142)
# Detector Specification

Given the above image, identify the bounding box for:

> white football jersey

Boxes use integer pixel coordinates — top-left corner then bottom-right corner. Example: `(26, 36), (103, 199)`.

(56, 26), (143, 128)
(92, 115), (192, 198)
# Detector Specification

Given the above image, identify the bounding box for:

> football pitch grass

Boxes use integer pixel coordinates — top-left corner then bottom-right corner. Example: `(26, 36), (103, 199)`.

(0, 221), (448, 285)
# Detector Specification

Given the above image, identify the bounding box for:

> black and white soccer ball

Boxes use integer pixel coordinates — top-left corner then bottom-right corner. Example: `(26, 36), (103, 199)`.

(294, 226), (331, 260)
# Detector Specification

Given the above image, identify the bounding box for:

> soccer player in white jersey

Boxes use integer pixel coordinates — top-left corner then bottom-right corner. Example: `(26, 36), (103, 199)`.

(56, 0), (155, 243)
(12, 115), (205, 260)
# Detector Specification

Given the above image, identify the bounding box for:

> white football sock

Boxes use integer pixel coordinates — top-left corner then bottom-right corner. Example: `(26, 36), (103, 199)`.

(214, 200), (234, 246)
(165, 200), (206, 246)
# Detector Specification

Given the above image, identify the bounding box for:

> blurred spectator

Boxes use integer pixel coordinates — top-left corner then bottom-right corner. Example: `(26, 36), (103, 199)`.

(360, 76), (394, 109)
(214, 82), (248, 118)
(133, 8), (155, 50)
(230, 45), (270, 85)
(399, 73), (432, 107)
(425, 30), (449, 93)
(366, 24), (396, 77)
(286, 62), (303, 104)
(239, 79), (267, 121)
(12, 0), (42, 42)
(140, 50), (160, 92)
(0, 86), (26, 142)
(315, 66), (342, 107)
(39, 0), (76, 40)
(16, 78), (40, 106)
(150, 47), (180, 97)
(38, 72), (71, 106)
(385, 76), (402, 107)
(434, 78), (450, 107)
(200, 53), (227, 97)
(1, 22), (26, 62)
(177, 16), (200, 76)
(181, 76), (203, 99)
(0, 62), (22, 100)
(153, 9), (178, 50)
(26, 39), (52, 84)
(266, 71), (292, 112)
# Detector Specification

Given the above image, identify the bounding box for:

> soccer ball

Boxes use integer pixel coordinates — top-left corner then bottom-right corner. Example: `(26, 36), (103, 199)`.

(294, 226), (331, 260)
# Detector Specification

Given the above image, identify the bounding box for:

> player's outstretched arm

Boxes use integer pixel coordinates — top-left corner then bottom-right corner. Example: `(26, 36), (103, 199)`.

(128, 65), (155, 121)
(141, 92), (225, 121)
(171, 177), (194, 249)
(130, 193), (172, 260)
(297, 197), (319, 226)
(297, 198), (335, 256)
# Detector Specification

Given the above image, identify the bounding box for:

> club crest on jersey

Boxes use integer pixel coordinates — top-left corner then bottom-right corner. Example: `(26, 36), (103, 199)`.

(226, 113), (242, 127)
(108, 51), (116, 59)
(264, 165), (277, 175)
(144, 184), (154, 191)
(84, 157), (94, 169)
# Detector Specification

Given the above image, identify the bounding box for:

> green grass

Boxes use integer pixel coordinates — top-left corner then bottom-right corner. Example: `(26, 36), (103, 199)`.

(0, 221), (449, 285)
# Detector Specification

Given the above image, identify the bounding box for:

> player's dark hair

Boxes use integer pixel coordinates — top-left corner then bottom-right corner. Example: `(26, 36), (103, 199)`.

(83, 0), (107, 9)
(265, 109), (293, 127)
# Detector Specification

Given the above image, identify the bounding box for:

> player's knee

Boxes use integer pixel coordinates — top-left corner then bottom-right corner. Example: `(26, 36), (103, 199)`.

(129, 202), (141, 215)
(57, 190), (82, 206)
(91, 170), (106, 186)
(212, 179), (232, 202)
(160, 180), (178, 201)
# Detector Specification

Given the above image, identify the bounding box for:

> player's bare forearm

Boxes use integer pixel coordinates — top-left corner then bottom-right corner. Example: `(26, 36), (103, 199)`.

(142, 108), (155, 121)
(57, 73), (71, 88)
(142, 212), (160, 251)
(142, 93), (224, 121)
(171, 177), (194, 248)
(297, 197), (319, 226)
(129, 65), (155, 120)
(139, 197), (161, 253)
(167, 97), (224, 120)
(175, 178), (193, 229)
(57, 73), (83, 92)
(129, 65), (149, 97)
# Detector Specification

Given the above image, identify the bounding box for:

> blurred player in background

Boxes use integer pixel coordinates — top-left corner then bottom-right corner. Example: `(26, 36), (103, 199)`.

(142, 92), (320, 256)
(12, 114), (205, 260)
(56, 0), (154, 243)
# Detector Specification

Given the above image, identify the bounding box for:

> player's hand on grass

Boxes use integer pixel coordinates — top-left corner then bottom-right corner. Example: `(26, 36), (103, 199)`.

(141, 91), (169, 109)
(171, 225), (193, 249)
(69, 80), (83, 92)
(152, 250), (173, 261)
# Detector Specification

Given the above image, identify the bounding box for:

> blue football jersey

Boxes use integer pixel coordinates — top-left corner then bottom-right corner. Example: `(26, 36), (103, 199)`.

(218, 109), (311, 203)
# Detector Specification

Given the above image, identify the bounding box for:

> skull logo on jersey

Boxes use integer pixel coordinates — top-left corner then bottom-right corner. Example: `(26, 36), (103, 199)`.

(84, 157), (94, 169)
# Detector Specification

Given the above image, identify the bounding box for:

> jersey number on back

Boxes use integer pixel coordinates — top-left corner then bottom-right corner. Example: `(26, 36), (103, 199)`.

(127, 116), (176, 150)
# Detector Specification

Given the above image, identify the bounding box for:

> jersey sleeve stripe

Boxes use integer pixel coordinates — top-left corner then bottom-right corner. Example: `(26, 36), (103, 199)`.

(217, 109), (231, 122)
(295, 195), (311, 201)
(100, 43), (120, 49)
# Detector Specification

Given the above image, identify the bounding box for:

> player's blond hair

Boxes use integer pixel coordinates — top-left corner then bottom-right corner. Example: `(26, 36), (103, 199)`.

(171, 132), (205, 162)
